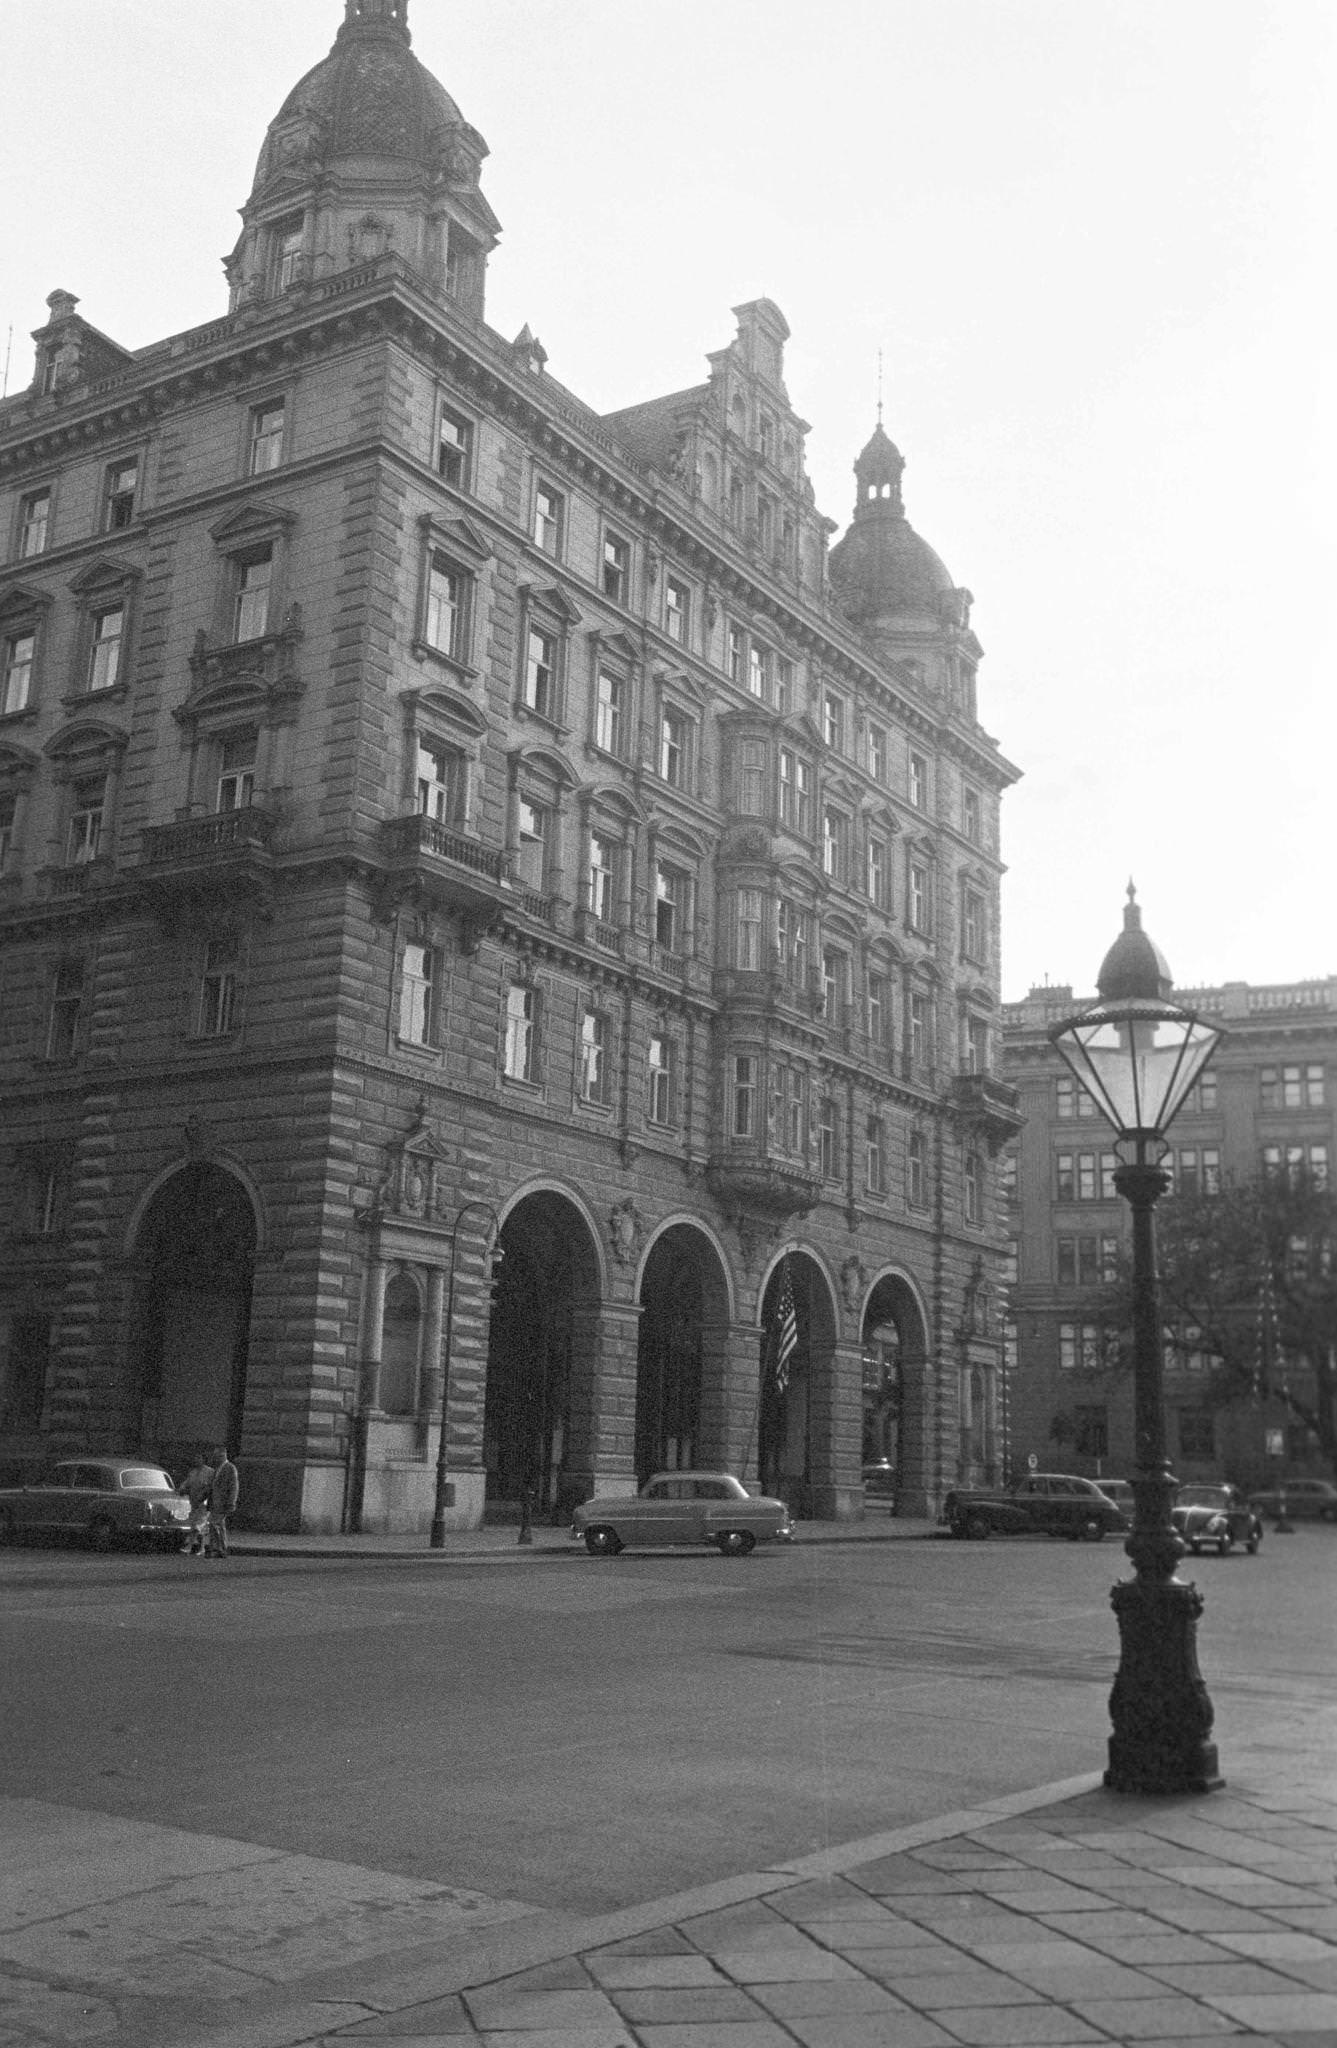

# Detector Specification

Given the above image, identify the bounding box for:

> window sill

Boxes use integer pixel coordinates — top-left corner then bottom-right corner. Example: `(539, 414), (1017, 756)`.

(61, 682), (129, 710)
(515, 701), (570, 740)
(393, 1036), (440, 1057)
(412, 639), (478, 685)
(184, 1029), (242, 1048)
(0, 704), (39, 728)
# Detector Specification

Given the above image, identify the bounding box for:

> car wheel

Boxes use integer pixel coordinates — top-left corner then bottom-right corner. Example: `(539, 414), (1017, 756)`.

(583, 1525), (622, 1557)
(0, 1508), (14, 1546)
(963, 1512), (992, 1541)
(715, 1529), (756, 1557)
(1217, 1533), (1233, 1557)
(1079, 1517), (1105, 1542)
(88, 1516), (117, 1554)
(1188, 1540), (1200, 1555)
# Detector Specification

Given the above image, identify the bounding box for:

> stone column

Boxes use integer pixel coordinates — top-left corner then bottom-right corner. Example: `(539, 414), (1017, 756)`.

(418, 1264), (446, 1455)
(696, 1320), (764, 1480)
(808, 1338), (865, 1520)
(562, 1298), (641, 1507)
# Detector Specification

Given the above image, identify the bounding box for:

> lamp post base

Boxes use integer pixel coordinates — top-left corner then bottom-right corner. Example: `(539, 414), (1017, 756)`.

(1104, 1577), (1224, 1796)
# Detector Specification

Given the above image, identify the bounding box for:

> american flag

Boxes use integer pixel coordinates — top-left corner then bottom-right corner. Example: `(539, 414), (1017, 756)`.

(773, 1260), (798, 1395)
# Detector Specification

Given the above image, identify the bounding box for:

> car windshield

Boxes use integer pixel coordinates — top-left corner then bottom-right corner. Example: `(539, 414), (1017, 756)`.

(1178, 1486), (1227, 1508)
(118, 1467), (175, 1492)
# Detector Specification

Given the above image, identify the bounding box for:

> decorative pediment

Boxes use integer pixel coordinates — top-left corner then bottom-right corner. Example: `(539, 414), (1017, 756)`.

(581, 782), (648, 827)
(378, 1110), (460, 1225)
(44, 718), (128, 764)
(905, 833), (937, 862)
(69, 556), (140, 597)
(509, 741), (579, 790)
(0, 582), (53, 623)
(521, 582), (583, 625)
(647, 815), (708, 860)
(419, 509), (492, 563)
(592, 627), (638, 664)
(413, 686), (489, 738)
(654, 666), (707, 707)
(210, 500), (297, 547)
(0, 740), (40, 783)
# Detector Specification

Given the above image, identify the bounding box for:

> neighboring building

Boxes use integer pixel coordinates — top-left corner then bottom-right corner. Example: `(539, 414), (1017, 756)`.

(1003, 967), (1337, 1487)
(0, 0), (1020, 1530)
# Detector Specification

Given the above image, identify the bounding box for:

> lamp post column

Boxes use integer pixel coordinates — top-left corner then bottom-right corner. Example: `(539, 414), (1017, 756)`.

(1106, 1157), (1222, 1795)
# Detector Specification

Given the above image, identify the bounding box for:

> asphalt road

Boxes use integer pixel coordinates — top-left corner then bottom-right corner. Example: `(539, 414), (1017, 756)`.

(2, 1529), (1333, 1915)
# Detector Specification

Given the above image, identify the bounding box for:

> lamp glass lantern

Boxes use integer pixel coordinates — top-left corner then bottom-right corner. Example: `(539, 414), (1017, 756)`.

(1050, 997), (1221, 1164)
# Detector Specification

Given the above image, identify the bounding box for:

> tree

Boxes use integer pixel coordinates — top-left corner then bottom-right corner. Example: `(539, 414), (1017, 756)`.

(1148, 1169), (1337, 1475)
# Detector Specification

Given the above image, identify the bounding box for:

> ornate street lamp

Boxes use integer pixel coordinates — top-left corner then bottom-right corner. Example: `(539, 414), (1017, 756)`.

(1049, 886), (1225, 1794)
(430, 1201), (500, 1550)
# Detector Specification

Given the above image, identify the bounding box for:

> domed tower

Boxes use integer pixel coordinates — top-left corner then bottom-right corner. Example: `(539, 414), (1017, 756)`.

(828, 419), (978, 703)
(225, 0), (500, 318)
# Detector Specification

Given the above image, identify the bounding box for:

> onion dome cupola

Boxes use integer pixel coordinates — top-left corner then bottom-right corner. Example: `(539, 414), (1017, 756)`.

(1096, 883), (1173, 1003)
(828, 419), (972, 640)
(226, 0), (500, 318)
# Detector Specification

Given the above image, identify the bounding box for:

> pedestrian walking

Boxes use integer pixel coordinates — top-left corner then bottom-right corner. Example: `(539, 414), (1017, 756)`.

(205, 1446), (240, 1558)
(177, 1451), (215, 1555)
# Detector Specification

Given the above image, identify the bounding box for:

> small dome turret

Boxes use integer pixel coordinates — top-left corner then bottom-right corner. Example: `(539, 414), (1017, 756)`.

(828, 419), (960, 630)
(226, 0), (499, 317)
(1096, 884), (1174, 1003)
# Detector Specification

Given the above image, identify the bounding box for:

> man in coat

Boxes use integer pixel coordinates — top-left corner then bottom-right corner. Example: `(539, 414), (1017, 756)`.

(205, 1446), (240, 1557)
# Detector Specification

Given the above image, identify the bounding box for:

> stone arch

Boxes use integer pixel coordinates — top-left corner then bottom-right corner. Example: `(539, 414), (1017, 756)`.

(485, 1185), (602, 1515)
(380, 1267), (423, 1416)
(128, 1160), (258, 1476)
(634, 1221), (732, 1484)
(755, 1247), (839, 1518)
(860, 1268), (932, 1513)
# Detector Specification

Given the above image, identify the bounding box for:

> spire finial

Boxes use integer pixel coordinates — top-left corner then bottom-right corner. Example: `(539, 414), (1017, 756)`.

(876, 347), (884, 425)
(342, 0), (410, 35)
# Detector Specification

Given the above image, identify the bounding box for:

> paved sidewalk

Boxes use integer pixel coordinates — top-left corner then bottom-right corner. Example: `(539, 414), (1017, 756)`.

(308, 1751), (1337, 2048)
(226, 1511), (942, 1563)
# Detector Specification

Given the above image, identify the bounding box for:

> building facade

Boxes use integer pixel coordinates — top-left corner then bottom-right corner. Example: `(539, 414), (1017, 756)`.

(0, 0), (1020, 1531)
(1003, 971), (1337, 1488)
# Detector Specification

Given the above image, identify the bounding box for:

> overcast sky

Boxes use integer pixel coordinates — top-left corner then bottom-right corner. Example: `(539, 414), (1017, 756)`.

(4, 0), (1332, 1001)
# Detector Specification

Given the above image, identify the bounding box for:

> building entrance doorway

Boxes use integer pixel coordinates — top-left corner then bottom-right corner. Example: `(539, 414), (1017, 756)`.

(755, 1253), (834, 1516)
(133, 1163), (256, 1474)
(484, 1192), (597, 1518)
(861, 1273), (930, 1510)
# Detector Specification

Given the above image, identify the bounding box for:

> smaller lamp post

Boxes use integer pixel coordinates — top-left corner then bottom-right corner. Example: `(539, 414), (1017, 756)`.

(430, 1200), (500, 1550)
(1050, 886), (1225, 1795)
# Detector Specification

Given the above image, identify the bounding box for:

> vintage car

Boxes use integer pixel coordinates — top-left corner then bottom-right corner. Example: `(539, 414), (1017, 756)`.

(1171, 1483), (1264, 1556)
(944, 1472), (1128, 1542)
(861, 1460), (898, 1500)
(1097, 1478), (1133, 1515)
(1247, 1477), (1337, 1522)
(0, 1458), (192, 1552)
(571, 1471), (794, 1556)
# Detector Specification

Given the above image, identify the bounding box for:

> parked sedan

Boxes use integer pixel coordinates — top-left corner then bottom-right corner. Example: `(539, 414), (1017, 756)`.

(1172, 1483), (1264, 1556)
(1248, 1477), (1337, 1522)
(0, 1458), (192, 1552)
(945, 1473), (1128, 1542)
(572, 1471), (794, 1557)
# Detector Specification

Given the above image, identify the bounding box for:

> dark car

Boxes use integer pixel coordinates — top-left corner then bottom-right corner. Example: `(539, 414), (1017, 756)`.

(1171, 1483), (1264, 1556)
(862, 1460), (897, 1500)
(945, 1472), (1128, 1542)
(1248, 1477), (1337, 1522)
(0, 1457), (192, 1552)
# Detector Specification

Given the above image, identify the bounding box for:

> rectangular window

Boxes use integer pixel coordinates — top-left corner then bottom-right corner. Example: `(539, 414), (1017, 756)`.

(275, 219), (304, 290)
(1057, 1074), (1099, 1119)
(1056, 1152), (1076, 1202)
(234, 549), (273, 642)
(200, 936), (240, 1039)
(504, 983), (539, 1082)
(437, 407), (471, 486)
(66, 777), (104, 866)
(909, 991), (929, 1067)
(866, 835), (887, 907)
(1178, 1408), (1215, 1460)
(516, 799), (547, 891)
(1074, 1404), (1109, 1461)
(909, 751), (927, 809)
(2, 631), (35, 715)
(964, 1150), (983, 1224)
(867, 972), (888, 1046)
(735, 735), (766, 815)
(1311, 1143), (1329, 1188)
(88, 604), (124, 693)
(909, 862), (929, 932)
(533, 483), (563, 555)
(648, 1034), (676, 1126)
(248, 401), (285, 475)
(0, 791), (16, 870)
(588, 831), (616, 922)
(218, 732), (257, 813)
(1306, 1064), (1326, 1107)
(794, 758), (811, 835)
(415, 737), (465, 824)
(732, 1054), (756, 1137)
(655, 863), (688, 953)
(748, 641), (768, 699)
(866, 1118), (886, 1195)
(103, 459), (139, 531)
(1188, 1071), (1218, 1113)
(774, 655), (793, 716)
(595, 669), (623, 754)
(1059, 1323), (1106, 1372)
(1100, 1152), (1117, 1199)
(665, 574), (689, 644)
(786, 1066), (805, 1154)
(908, 1129), (926, 1207)
(778, 749), (796, 828)
(18, 489), (51, 558)
(823, 692), (845, 753)
(964, 1015), (989, 1074)
(735, 887), (762, 970)
(46, 960), (84, 1060)
(727, 623), (745, 684)
(659, 706), (689, 786)
(963, 786), (981, 843)
(580, 1008), (612, 1105)
(523, 626), (556, 716)
(1076, 1152), (1097, 1201)
(822, 808), (846, 881)
(776, 900), (809, 986)
(822, 949), (847, 1020)
(962, 886), (986, 963)
(867, 723), (887, 783)
(425, 555), (463, 658)
(818, 1096), (839, 1179)
(602, 531), (630, 604)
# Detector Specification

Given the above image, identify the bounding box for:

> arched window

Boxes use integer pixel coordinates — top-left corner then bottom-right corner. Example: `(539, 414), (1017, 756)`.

(380, 1272), (422, 1415)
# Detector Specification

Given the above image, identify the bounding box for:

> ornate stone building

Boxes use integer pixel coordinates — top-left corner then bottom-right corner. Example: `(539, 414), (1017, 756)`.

(0, 0), (1020, 1530)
